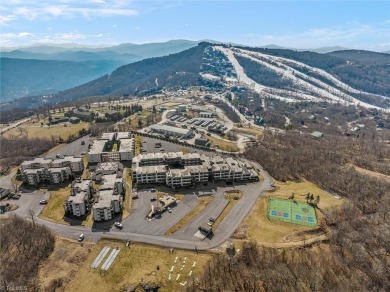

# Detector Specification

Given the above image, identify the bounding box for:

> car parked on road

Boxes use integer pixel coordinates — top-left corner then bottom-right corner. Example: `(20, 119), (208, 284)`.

(78, 234), (84, 242)
(167, 207), (172, 213)
(114, 222), (123, 229)
(209, 217), (216, 222)
(39, 199), (48, 205)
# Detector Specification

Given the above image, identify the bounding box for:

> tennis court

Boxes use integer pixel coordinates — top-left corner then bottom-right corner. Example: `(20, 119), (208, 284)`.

(268, 197), (317, 226)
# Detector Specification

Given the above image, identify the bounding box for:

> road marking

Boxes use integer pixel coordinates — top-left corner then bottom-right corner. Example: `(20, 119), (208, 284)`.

(188, 270), (193, 276)
(192, 261), (197, 267)
(169, 266), (174, 272)
(176, 274), (181, 281)
(180, 281), (187, 286)
(168, 273), (172, 280)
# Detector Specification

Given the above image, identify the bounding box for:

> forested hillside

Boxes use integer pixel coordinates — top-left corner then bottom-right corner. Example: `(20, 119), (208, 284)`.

(0, 58), (121, 102)
(57, 42), (209, 101)
(188, 132), (390, 291)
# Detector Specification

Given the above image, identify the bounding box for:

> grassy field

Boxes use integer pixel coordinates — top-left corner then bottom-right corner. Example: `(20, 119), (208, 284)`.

(65, 239), (212, 292)
(165, 196), (214, 236)
(201, 134), (239, 152)
(123, 169), (132, 218)
(232, 126), (263, 137)
(39, 237), (95, 291)
(3, 122), (89, 140)
(134, 135), (143, 156)
(130, 110), (162, 129)
(39, 184), (93, 227)
(234, 180), (343, 243)
(269, 180), (343, 211)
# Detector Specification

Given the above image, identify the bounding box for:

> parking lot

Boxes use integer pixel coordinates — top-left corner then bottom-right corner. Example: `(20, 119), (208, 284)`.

(115, 178), (262, 242)
(140, 136), (212, 156)
(0, 188), (50, 219)
(121, 188), (199, 236)
(45, 135), (91, 158)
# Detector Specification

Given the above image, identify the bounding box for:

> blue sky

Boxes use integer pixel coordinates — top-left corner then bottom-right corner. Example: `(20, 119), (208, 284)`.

(1, 1), (389, 51)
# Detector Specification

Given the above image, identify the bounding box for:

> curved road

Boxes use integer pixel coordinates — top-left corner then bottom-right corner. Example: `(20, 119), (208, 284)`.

(30, 161), (272, 251)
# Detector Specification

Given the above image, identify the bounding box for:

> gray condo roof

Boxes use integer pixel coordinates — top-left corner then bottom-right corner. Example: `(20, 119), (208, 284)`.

(149, 124), (193, 135)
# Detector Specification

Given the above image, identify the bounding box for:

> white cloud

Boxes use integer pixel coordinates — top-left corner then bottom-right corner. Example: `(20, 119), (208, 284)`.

(0, 32), (34, 38)
(0, 0), (138, 24)
(246, 21), (390, 50)
(0, 14), (15, 24)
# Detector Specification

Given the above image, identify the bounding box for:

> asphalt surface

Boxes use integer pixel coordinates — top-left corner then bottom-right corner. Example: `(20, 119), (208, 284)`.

(120, 189), (198, 235)
(45, 135), (91, 158)
(141, 136), (211, 156)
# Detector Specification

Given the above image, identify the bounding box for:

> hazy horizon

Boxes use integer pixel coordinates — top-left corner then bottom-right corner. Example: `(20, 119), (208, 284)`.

(1, 1), (389, 52)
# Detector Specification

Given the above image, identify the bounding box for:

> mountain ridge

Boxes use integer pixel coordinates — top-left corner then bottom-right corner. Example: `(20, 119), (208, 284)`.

(2, 43), (389, 112)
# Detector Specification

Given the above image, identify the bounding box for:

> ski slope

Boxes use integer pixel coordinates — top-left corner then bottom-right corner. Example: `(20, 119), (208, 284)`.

(213, 46), (389, 112)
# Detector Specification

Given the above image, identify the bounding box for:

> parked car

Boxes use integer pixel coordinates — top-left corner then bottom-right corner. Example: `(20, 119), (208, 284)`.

(209, 217), (216, 222)
(160, 148), (165, 152)
(81, 141), (85, 145)
(39, 199), (48, 205)
(167, 207), (172, 213)
(114, 222), (123, 229)
(207, 222), (213, 226)
(151, 188), (157, 192)
(78, 234), (84, 242)
(132, 195), (139, 199)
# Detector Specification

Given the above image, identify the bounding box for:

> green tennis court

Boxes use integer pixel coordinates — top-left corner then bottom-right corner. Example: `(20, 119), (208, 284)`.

(268, 197), (317, 226)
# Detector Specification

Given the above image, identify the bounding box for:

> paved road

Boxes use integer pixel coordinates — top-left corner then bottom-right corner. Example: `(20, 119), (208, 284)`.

(0, 117), (32, 134)
(0, 170), (17, 190)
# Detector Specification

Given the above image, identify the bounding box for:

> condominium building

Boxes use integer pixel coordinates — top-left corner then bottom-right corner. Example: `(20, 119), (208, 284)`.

(100, 174), (124, 195)
(22, 167), (71, 186)
(132, 151), (257, 187)
(92, 189), (122, 221)
(210, 156), (258, 182)
(19, 156), (83, 186)
(88, 132), (134, 163)
(51, 156), (84, 172)
(133, 165), (167, 184)
(64, 179), (93, 217)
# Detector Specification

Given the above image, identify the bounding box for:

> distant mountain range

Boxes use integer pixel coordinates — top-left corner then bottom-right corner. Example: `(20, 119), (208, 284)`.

(4, 42), (387, 113)
(0, 40), (199, 102)
(1, 40), (389, 110)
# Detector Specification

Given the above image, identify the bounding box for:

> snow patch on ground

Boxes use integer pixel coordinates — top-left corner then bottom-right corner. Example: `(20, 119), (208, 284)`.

(213, 46), (389, 112)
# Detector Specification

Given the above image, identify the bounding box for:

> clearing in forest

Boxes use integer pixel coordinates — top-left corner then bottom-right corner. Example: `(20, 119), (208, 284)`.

(268, 197), (317, 227)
